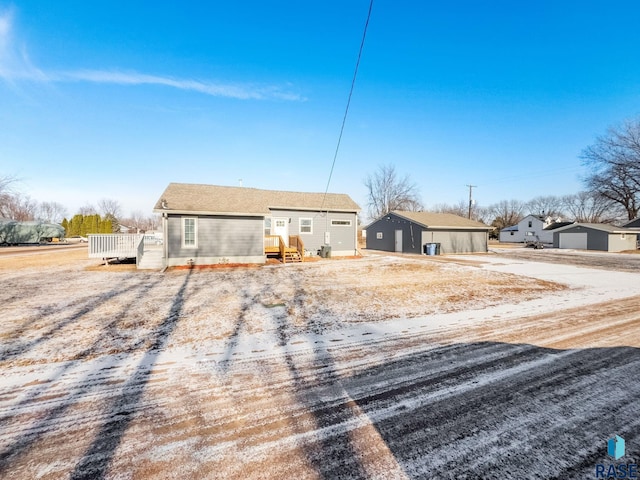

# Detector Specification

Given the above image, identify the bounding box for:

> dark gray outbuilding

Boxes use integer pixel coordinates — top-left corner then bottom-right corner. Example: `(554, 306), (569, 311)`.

(552, 223), (638, 252)
(365, 211), (490, 254)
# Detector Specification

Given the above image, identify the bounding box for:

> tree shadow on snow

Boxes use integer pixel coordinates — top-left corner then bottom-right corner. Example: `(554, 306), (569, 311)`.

(0, 275), (164, 474)
(0, 269), (196, 480)
(68, 268), (196, 479)
(338, 341), (640, 479)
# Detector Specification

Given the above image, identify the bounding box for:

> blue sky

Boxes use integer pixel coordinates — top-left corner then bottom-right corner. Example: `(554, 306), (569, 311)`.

(2, 1), (640, 219)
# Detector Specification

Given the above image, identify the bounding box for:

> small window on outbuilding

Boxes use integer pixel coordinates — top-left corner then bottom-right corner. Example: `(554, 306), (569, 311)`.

(264, 217), (272, 235)
(376, 232), (383, 239)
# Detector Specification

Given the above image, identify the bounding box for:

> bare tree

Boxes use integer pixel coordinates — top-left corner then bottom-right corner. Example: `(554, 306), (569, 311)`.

(97, 198), (122, 220)
(562, 191), (621, 223)
(97, 198), (122, 232)
(123, 211), (160, 232)
(487, 199), (526, 230)
(581, 118), (640, 220)
(525, 195), (565, 219)
(0, 193), (38, 220)
(0, 175), (19, 219)
(364, 164), (423, 219)
(37, 202), (68, 224)
(78, 204), (97, 216)
(430, 200), (487, 223)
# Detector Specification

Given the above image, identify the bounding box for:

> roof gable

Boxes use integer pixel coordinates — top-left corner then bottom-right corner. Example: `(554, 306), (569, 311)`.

(154, 183), (360, 215)
(624, 218), (640, 228)
(388, 211), (490, 229)
(552, 223), (638, 234)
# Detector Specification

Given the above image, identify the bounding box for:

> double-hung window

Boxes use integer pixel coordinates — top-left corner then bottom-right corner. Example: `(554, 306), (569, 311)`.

(299, 218), (312, 234)
(182, 217), (197, 248)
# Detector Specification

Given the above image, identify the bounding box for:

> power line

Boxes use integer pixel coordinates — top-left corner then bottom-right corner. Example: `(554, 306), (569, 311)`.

(320, 0), (374, 211)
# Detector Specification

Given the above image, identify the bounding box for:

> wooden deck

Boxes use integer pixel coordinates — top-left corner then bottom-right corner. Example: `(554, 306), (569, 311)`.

(264, 235), (304, 263)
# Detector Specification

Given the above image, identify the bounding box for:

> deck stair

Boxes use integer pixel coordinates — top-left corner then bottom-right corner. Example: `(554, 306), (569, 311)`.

(138, 245), (164, 269)
(264, 235), (304, 263)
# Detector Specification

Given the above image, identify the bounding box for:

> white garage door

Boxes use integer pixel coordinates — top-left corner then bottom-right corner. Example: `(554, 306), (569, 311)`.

(559, 232), (588, 249)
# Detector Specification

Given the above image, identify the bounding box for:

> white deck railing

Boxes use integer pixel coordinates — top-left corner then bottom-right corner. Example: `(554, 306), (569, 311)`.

(89, 234), (144, 259)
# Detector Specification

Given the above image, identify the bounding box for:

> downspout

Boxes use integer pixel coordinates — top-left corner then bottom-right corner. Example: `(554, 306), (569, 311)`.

(354, 212), (358, 256)
(162, 212), (168, 270)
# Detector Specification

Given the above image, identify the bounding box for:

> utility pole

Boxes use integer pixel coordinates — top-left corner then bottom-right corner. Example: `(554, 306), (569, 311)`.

(466, 184), (477, 219)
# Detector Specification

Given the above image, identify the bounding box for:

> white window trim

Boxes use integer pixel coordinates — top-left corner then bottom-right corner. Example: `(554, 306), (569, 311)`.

(331, 219), (352, 227)
(376, 232), (383, 239)
(182, 217), (198, 249)
(299, 218), (313, 235)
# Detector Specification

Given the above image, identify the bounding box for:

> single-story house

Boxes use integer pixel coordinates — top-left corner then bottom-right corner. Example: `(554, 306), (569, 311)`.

(499, 214), (571, 244)
(153, 183), (360, 267)
(365, 211), (491, 254)
(552, 223), (638, 252)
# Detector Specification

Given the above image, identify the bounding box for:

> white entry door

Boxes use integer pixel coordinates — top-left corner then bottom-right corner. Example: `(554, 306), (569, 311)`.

(395, 229), (403, 252)
(273, 217), (289, 246)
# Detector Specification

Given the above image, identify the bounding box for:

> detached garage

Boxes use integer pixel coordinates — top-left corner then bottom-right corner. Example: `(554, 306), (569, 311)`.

(552, 223), (638, 252)
(365, 211), (491, 254)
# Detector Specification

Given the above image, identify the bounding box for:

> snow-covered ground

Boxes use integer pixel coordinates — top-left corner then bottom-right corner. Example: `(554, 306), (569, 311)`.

(1, 251), (639, 479)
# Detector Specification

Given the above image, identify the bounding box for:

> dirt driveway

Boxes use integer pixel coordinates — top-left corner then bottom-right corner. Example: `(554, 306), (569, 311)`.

(0, 250), (639, 479)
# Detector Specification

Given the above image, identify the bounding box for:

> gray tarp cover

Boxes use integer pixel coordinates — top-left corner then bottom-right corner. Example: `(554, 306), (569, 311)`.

(0, 219), (65, 244)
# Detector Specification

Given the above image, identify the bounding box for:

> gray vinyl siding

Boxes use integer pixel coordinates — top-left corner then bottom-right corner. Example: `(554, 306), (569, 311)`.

(553, 226), (607, 251)
(269, 209), (357, 253)
(167, 215), (263, 259)
(365, 214), (423, 254)
(552, 225), (638, 252)
(365, 215), (423, 253)
(422, 230), (488, 254)
(365, 217), (397, 252)
(366, 213), (488, 254)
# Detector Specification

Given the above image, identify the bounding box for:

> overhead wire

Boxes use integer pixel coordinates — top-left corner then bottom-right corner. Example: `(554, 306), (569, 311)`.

(320, 0), (374, 212)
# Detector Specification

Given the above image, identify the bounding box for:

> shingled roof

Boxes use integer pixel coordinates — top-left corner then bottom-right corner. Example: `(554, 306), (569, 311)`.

(391, 211), (491, 229)
(153, 183), (360, 215)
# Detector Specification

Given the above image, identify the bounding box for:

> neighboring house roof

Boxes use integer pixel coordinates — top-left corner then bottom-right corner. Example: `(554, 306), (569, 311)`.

(388, 211), (491, 230)
(543, 221), (574, 231)
(551, 223), (638, 234)
(154, 183), (361, 215)
(623, 218), (640, 228)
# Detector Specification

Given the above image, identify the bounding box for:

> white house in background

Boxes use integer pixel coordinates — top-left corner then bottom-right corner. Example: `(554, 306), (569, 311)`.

(499, 214), (572, 244)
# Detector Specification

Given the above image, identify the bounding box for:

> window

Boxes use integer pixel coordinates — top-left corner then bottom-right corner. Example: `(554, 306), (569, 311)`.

(376, 232), (383, 239)
(299, 218), (312, 234)
(275, 219), (286, 228)
(264, 217), (272, 235)
(331, 219), (352, 227)
(528, 221), (533, 228)
(182, 217), (197, 248)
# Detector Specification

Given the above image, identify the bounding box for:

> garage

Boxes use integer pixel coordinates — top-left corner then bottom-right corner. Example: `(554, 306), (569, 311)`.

(553, 223), (638, 252)
(559, 232), (588, 249)
(365, 211), (491, 254)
